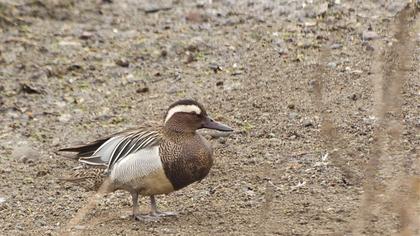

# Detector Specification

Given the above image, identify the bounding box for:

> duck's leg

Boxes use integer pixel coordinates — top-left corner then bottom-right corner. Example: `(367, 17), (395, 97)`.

(149, 195), (177, 217)
(130, 192), (142, 221)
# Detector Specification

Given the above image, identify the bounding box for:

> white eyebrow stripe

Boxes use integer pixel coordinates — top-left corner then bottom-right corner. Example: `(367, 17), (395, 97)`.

(165, 105), (201, 123)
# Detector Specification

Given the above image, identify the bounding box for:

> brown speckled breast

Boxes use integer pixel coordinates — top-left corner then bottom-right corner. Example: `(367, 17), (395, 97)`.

(160, 134), (213, 190)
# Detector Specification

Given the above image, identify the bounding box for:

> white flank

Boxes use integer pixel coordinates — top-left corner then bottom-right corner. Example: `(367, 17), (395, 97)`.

(109, 146), (174, 194)
(164, 104), (201, 123)
(110, 146), (162, 183)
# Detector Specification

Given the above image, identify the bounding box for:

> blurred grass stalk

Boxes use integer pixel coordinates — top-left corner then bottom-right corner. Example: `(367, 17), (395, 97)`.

(353, 4), (419, 235)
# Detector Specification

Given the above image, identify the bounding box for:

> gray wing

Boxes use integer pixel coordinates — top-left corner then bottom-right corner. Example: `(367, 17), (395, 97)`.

(79, 130), (161, 170)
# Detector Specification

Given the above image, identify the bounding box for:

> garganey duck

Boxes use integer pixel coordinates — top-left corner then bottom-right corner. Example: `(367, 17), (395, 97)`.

(59, 99), (233, 220)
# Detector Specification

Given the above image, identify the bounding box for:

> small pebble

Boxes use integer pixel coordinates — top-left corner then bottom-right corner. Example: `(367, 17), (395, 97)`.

(80, 31), (94, 40)
(58, 113), (72, 123)
(115, 58), (129, 67)
(350, 93), (359, 101)
(0, 196), (6, 204)
(362, 30), (380, 41)
(330, 43), (342, 49)
(136, 87), (149, 93)
(74, 225), (86, 230)
(327, 62), (337, 68)
(288, 112), (299, 120)
(209, 64), (222, 73)
(303, 120), (314, 127)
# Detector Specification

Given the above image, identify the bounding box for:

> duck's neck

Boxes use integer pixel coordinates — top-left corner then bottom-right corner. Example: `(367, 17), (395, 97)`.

(163, 120), (198, 136)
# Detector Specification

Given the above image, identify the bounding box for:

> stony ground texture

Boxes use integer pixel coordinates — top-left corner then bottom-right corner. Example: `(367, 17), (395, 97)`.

(0, 0), (419, 235)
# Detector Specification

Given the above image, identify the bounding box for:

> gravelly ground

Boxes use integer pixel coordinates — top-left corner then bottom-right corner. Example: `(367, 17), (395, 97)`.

(0, 0), (419, 235)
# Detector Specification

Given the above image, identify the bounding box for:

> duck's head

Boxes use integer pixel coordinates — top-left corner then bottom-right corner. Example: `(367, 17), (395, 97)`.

(164, 99), (233, 133)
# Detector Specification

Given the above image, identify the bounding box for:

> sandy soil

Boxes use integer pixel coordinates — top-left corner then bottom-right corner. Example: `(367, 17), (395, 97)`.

(0, 0), (419, 235)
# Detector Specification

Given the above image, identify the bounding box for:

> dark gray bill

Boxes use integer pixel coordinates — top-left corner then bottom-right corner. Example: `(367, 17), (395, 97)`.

(202, 117), (233, 132)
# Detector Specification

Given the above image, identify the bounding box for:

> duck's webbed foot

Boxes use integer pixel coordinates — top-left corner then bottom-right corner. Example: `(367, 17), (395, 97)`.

(132, 213), (161, 222)
(149, 195), (177, 218)
(130, 194), (177, 221)
(150, 211), (177, 217)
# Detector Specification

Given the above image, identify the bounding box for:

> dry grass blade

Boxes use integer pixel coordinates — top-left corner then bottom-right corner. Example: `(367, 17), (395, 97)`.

(60, 178), (112, 236)
(352, 4), (420, 235)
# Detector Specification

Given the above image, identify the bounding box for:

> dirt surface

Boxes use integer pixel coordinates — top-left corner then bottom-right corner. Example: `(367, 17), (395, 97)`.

(0, 0), (419, 235)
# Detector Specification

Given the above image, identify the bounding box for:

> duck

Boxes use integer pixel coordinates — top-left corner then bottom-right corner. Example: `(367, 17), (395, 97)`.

(59, 99), (233, 220)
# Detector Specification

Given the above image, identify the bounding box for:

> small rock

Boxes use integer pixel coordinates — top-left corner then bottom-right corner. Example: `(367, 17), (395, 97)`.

(115, 58), (129, 67)
(303, 120), (314, 127)
(143, 4), (172, 14)
(36, 170), (48, 177)
(288, 112), (299, 120)
(15, 224), (24, 231)
(231, 70), (243, 76)
(209, 63), (223, 73)
(58, 113), (72, 123)
(185, 11), (207, 23)
(20, 83), (43, 94)
(362, 30), (380, 41)
(12, 143), (40, 163)
(216, 81), (223, 87)
(74, 225), (86, 230)
(303, 21), (317, 27)
(95, 114), (114, 121)
(136, 87), (149, 93)
(349, 93), (359, 101)
(52, 137), (60, 146)
(327, 62), (337, 68)
(67, 64), (82, 71)
(330, 43), (342, 49)
(224, 82), (241, 91)
(80, 31), (94, 40)
(0, 196), (6, 204)
(244, 189), (256, 197)
(36, 219), (47, 227)
(287, 104), (295, 109)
